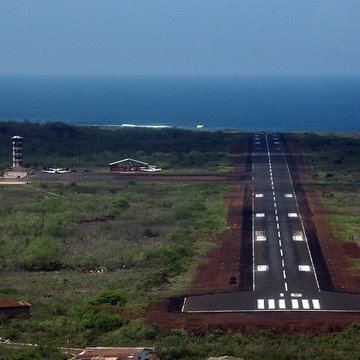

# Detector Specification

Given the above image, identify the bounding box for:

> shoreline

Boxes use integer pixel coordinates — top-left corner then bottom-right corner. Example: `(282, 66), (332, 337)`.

(0, 119), (360, 134)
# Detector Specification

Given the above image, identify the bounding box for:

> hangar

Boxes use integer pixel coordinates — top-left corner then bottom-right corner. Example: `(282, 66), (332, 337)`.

(109, 158), (161, 173)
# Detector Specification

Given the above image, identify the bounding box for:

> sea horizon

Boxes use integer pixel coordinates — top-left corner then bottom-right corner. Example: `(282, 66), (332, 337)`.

(0, 74), (359, 132)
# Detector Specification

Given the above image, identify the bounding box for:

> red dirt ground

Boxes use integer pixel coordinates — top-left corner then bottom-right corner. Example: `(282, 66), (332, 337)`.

(285, 134), (360, 293)
(146, 134), (360, 333)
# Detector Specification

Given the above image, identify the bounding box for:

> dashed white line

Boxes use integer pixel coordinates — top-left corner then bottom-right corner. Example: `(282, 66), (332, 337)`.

(278, 230), (281, 237)
(284, 282), (288, 291)
(283, 270), (287, 279)
(280, 249), (283, 256)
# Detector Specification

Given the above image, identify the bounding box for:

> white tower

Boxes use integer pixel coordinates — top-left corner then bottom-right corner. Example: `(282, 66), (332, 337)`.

(12, 136), (23, 168)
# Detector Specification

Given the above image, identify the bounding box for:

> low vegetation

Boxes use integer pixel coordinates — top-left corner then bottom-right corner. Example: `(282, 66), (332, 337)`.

(155, 326), (360, 360)
(1, 126), (359, 359)
(0, 181), (228, 348)
(299, 133), (360, 269)
(0, 121), (233, 171)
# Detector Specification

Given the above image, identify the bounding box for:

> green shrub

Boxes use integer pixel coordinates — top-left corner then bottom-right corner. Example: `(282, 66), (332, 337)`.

(20, 236), (63, 271)
(88, 289), (128, 306)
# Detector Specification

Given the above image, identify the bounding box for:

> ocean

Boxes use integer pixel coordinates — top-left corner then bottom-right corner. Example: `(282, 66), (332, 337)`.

(0, 75), (359, 132)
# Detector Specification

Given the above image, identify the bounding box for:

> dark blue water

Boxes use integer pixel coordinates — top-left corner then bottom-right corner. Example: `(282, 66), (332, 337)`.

(0, 75), (359, 131)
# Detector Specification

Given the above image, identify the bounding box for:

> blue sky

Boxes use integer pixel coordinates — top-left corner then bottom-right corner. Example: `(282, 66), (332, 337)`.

(1, 0), (360, 75)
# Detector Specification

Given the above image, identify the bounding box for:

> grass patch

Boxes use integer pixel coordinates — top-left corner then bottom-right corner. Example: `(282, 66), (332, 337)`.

(299, 133), (360, 267)
(0, 181), (228, 347)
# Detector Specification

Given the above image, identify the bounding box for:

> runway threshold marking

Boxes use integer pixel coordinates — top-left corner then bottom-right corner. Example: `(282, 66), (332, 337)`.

(312, 299), (321, 309)
(291, 299), (299, 309)
(268, 299), (275, 309)
(256, 298), (321, 310)
(279, 299), (286, 309)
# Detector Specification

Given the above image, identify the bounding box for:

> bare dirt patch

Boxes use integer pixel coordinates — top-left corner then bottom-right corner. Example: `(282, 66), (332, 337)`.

(190, 185), (244, 294)
(343, 243), (360, 258)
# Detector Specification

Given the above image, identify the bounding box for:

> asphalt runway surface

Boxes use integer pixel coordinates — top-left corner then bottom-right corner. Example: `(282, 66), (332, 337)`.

(183, 133), (360, 313)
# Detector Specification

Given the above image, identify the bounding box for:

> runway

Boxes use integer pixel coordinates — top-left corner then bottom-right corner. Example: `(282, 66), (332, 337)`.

(183, 133), (360, 313)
